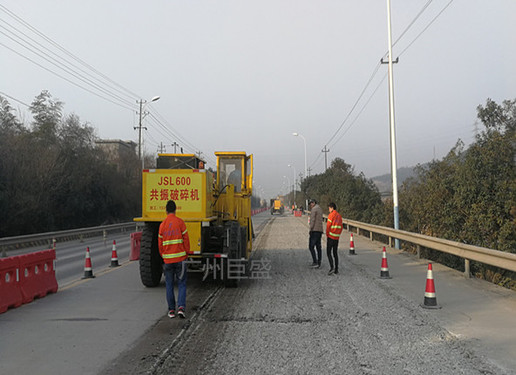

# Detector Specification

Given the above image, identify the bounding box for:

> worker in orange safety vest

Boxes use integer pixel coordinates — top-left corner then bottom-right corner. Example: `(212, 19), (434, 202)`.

(159, 200), (191, 318)
(326, 202), (343, 275)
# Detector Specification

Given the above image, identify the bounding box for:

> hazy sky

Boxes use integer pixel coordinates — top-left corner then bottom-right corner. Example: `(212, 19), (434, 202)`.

(1, 0), (515, 199)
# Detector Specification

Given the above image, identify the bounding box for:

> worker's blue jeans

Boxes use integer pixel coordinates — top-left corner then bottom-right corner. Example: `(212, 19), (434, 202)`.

(163, 261), (187, 311)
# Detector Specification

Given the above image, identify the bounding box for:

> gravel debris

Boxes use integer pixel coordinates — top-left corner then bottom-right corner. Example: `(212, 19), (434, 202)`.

(153, 215), (509, 375)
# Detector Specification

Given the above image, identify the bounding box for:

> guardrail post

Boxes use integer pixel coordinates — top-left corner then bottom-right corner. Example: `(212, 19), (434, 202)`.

(464, 259), (471, 278)
(417, 245), (421, 259)
(103, 230), (107, 245)
(1, 246), (6, 258)
(388, 237), (392, 248)
(370, 231), (373, 241)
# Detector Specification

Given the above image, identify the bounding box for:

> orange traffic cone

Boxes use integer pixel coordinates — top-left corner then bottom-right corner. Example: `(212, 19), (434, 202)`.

(110, 240), (120, 267)
(349, 233), (356, 255)
(82, 247), (95, 279)
(380, 246), (391, 279)
(421, 263), (441, 309)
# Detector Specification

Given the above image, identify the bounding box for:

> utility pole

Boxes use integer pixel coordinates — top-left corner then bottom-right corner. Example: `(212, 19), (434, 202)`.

(171, 142), (179, 153)
(134, 96), (160, 165)
(135, 99), (146, 161)
(157, 142), (166, 153)
(322, 146), (330, 171)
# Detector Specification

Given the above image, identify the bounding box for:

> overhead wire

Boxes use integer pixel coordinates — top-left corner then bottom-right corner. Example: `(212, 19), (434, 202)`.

(145, 110), (217, 166)
(0, 25), (136, 108)
(398, 0), (455, 58)
(1, 4), (207, 162)
(0, 90), (31, 107)
(312, 0), (455, 172)
(0, 41), (135, 111)
(0, 4), (140, 101)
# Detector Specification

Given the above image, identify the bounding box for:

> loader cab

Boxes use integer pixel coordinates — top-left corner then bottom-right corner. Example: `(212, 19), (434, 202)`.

(216, 152), (253, 195)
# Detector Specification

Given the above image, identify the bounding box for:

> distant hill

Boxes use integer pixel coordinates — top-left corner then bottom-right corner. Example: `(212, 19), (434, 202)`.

(370, 166), (420, 196)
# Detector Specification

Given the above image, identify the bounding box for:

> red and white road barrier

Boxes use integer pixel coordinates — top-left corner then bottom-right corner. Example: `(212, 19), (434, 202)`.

(1, 249), (58, 313)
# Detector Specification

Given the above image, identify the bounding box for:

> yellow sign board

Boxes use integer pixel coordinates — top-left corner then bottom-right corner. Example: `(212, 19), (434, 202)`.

(143, 170), (205, 218)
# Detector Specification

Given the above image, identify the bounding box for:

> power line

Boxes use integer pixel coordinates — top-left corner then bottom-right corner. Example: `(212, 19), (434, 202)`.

(330, 72), (387, 149)
(0, 20), (136, 104)
(0, 41), (135, 111)
(145, 111), (217, 166)
(392, 0), (434, 50)
(314, 0), (456, 173)
(398, 0), (455, 58)
(324, 61), (382, 147)
(0, 26), (135, 108)
(0, 91), (30, 107)
(0, 4), (140, 100)
(0, 4), (216, 167)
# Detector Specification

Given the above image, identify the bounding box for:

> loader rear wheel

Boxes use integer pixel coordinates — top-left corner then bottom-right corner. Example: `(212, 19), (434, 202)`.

(139, 222), (163, 287)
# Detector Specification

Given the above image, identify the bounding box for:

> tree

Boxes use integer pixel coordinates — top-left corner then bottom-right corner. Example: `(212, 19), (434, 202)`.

(398, 98), (516, 253)
(30, 90), (63, 142)
(0, 91), (143, 236)
(302, 158), (382, 222)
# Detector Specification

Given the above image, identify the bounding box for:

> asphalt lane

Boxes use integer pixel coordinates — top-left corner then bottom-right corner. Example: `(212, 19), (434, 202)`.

(347, 233), (516, 372)
(2, 212), (515, 374)
(0, 212), (271, 375)
(149, 214), (516, 374)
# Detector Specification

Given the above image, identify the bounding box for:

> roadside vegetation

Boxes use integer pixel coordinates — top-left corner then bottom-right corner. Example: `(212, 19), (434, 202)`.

(2, 92), (514, 285)
(292, 98), (516, 288)
(0, 91), (141, 237)
(0, 91), (265, 238)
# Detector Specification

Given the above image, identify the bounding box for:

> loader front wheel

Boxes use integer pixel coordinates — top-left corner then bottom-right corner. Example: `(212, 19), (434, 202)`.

(139, 222), (163, 287)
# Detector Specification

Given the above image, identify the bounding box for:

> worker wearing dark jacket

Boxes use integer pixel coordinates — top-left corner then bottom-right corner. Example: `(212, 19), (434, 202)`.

(308, 199), (324, 268)
(326, 202), (343, 275)
(159, 200), (190, 318)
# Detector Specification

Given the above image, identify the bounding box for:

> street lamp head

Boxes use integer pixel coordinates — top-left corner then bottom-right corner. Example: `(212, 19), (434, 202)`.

(292, 132), (299, 136)
(150, 96), (160, 102)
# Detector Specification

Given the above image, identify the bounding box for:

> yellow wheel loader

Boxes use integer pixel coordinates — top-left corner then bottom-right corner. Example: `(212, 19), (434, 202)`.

(134, 152), (254, 287)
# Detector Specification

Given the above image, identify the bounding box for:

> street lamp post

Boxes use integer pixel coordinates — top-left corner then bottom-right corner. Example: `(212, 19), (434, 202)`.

(136, 95), (160, 167)
(288, 164), (296, 208)
(386, 0), (400, 249)
(292, 132), (308, 209)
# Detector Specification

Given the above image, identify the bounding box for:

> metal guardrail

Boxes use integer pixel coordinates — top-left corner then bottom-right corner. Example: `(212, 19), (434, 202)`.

(0, 222), (141, 257)
(343, 218), (516, 276)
